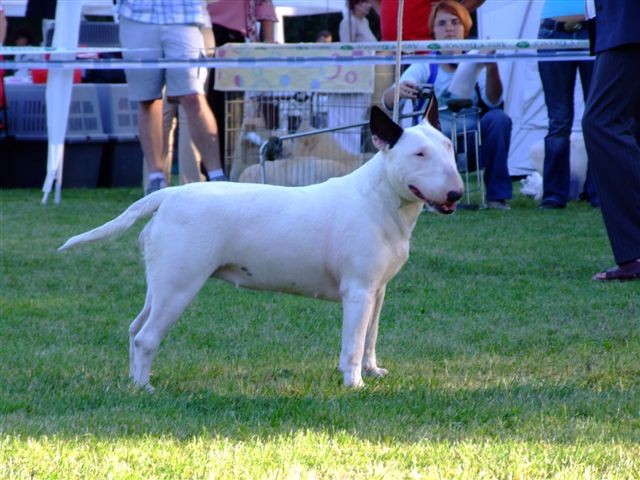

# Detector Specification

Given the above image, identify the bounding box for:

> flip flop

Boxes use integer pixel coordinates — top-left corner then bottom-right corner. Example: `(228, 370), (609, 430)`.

(593, 259), (640, 282)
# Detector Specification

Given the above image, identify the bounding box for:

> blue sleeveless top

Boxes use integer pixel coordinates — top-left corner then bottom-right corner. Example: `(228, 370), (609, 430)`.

(541, 0), (585, 19)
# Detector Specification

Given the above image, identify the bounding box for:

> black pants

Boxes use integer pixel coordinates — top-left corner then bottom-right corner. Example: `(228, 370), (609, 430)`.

(583, 44), (640, 264)
(206, 24), (247, 171)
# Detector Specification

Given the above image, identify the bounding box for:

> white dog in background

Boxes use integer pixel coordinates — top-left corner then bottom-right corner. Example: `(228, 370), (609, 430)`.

(59, 107), (463, 391)
(524, 132), (588, 201)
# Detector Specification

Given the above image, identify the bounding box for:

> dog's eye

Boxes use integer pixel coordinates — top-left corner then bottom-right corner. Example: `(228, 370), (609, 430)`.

(416, 151), (425, 157)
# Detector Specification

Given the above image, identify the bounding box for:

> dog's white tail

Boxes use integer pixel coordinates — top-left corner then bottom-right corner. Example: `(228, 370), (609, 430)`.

(58, 188), (173, 251)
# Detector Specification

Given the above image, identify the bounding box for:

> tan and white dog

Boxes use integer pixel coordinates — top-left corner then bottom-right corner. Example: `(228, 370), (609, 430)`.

(59, 107), (463, 391)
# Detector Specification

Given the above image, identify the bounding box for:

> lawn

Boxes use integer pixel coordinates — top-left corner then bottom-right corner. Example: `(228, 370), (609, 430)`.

(1, 186), (638, 479)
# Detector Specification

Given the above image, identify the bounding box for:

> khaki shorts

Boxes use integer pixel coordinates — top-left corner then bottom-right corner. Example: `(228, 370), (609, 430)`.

(119, 17), (208, 101)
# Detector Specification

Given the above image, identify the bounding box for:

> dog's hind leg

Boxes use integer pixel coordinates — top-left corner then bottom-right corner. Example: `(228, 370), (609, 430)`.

(362, 286), (388, 378)
(339, 287), (376, 388)
(131, 269), (212, 392)
(129, 289), (152, 379)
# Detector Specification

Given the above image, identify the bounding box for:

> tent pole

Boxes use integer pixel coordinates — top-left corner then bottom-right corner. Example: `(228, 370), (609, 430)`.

(41, 0), (82, 204)
(391, 0), (405, 123)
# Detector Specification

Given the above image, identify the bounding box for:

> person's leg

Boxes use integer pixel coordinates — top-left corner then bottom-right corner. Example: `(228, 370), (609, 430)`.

(143, 96), (177, 188)
(178, 28), (215, 184)
(479, 109), (513, 202)
(161, 98), (178, 182)
(162, 23), (223, 177)
(583, 45), (640, 267)
(175, 25), (214, 184)
(138, 99), (165, 175)
(119, 18), (166, 192)
(538, 57), (578, 206)
(208, 24), (245, 169)
(577, 56), (599, 205)
(179, 93), (223, 176)
(177, 104), (205, 184)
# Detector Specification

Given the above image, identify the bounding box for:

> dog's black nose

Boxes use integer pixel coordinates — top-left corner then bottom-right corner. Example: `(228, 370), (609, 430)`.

(447, 190), (463, 203)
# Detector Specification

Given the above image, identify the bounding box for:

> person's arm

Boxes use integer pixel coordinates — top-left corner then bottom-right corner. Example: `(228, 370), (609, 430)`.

(0, 8), (7, 45)
(260, 20), (275, 42)
(381, 64), (429, 110)
(484, 63), (503, 105)
(460, 0), (485, 13)
(256, 0), (277, 43)
(339, 15), (351, 42)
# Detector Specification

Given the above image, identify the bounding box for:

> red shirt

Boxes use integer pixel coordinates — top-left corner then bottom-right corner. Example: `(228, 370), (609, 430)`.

(380, 0), (432, 41)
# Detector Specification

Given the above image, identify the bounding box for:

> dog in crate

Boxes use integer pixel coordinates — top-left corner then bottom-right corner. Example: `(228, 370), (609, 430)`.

(229, 111), (285, 182)
(238, 156), (353, 186)
(59, 106), (463, 391)
(527, 132), (588, 201)
(237, 122), (365, 186)
(230, 102), (372, 185)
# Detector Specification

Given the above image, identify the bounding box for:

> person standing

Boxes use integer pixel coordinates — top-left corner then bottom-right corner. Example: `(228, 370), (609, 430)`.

(582, 0), (640, 281)
(333, 0), (379, 156)
(117, 0), (225, 195)
(537, 0), (599, 209)
(340, 0), (377, 44)
(206, 0), (278, 167)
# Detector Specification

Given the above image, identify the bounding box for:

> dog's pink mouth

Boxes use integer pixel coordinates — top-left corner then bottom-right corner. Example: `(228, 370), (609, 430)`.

(409, 184), (457, 215)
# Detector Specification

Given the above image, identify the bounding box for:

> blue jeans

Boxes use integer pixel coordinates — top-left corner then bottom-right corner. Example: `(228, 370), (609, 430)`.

(480, 109), (513, 201)
(538, 21), (598, 205)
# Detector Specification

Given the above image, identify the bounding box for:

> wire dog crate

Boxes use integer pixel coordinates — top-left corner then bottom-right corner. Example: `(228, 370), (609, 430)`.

(225, 91), (377, 185)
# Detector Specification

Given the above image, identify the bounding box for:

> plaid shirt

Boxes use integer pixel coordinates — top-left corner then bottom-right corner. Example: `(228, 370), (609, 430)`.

(117, 0), (206, 26)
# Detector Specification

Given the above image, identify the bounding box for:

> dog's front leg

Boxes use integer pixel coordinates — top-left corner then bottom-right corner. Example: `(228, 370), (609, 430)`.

(362, 285), (388, 378)
(339, 287), (376, 388)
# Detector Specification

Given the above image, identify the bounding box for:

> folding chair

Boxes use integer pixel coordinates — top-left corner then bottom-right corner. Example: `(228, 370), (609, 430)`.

(447, 99), (485, 209)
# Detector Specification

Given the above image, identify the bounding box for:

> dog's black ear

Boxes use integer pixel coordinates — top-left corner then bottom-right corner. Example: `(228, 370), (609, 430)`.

(370, 105), (403, 150)
(422, 91), (442, 131)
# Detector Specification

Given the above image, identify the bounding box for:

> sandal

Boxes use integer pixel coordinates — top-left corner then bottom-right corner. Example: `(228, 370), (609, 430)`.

(593, 259), (640, 282)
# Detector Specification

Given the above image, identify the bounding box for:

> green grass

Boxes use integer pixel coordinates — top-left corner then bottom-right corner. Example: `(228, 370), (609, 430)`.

(1, 186), (639, 479)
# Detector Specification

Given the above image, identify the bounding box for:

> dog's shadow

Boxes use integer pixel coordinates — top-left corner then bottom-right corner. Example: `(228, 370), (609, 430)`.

(8, 358), (629, 445)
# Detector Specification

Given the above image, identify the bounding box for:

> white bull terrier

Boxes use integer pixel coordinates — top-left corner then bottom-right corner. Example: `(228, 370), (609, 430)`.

(59, 106), (464, 391)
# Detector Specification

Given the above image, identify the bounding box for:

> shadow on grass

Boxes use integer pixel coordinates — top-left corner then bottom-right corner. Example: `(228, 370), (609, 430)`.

(3, 374), (638, 443)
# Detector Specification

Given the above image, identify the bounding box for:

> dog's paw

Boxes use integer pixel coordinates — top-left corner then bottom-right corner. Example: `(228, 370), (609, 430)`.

(345, 378), (366, 389)
(343, 372), (366, 389)
(132, 379), (155, 393)
(143, 383), (156, 394)
(364, 366), (388, 378)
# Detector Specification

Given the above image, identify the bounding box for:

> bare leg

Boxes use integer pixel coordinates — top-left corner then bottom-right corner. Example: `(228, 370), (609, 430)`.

(179, 93), (223, 173)
(177, 105), (205, 183)
(142, 99), (177, 187)
(138, 99), (165, 174)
